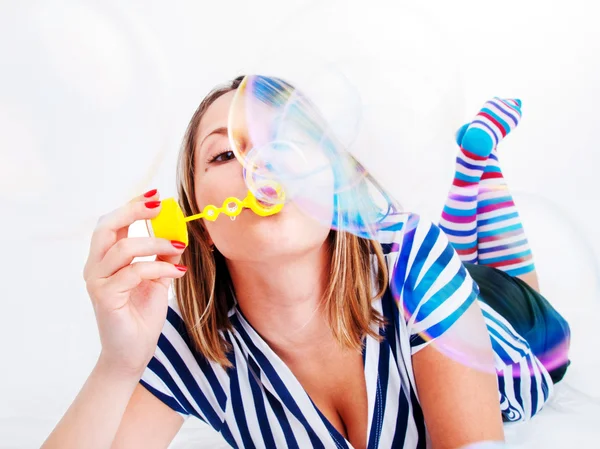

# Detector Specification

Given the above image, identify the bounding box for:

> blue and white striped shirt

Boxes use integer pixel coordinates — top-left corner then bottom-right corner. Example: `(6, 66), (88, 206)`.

(140, 213), (553, 448)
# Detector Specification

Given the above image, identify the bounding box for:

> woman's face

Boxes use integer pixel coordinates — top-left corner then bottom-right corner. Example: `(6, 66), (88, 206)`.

(193, 90), (332, 262)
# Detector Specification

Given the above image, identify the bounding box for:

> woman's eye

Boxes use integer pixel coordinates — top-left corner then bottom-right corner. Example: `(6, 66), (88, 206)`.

(211, 150), (235, 163)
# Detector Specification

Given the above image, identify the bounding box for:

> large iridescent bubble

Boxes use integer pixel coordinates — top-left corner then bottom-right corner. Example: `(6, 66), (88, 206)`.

(236, 0), (467, 212)
(227, 73), (502, 379)
(228, 73), (399, 239)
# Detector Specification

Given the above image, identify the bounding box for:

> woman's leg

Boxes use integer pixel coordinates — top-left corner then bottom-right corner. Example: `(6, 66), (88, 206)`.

(438, 123), (482, 264)
(440, 99), (569, 421)
(439, 97), (522, 266)
(477, 147), (540, 291)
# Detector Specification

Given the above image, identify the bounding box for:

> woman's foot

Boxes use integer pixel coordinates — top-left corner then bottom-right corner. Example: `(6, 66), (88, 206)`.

(455, 97), (522, 158)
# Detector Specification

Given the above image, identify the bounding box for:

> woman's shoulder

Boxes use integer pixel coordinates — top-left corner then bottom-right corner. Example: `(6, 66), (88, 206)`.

(374, 210), (474, 290)
(373, 211), (442, 258)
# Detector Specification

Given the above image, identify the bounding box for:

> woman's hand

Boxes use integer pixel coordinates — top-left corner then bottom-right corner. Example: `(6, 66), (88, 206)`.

(83, 190), (188, 377)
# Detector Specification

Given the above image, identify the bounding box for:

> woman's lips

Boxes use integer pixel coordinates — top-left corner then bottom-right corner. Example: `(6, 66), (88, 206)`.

(256, 198), (275, 208)
(255, 185), (283, 208)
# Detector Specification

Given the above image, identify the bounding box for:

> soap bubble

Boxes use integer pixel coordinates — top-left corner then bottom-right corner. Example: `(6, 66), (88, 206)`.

(228, 73), (399, 238)
(0, 1), (171, 240)
(228, 0), (467, 235)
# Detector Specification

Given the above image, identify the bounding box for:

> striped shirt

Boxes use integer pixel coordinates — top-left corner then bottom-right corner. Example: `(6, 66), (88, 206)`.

(140, 213), (553, 448)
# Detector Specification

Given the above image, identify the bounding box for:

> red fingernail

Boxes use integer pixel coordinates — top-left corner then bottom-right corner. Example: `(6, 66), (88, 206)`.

(171, 241), (186, 249)
(174, 264), (188, 272)
(144, 189), (158, 198)
(145, 201), (161, 209)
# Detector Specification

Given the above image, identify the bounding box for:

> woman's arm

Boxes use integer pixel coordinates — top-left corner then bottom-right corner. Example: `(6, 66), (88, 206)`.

(412, 302), (504, 449)
(41, 358), (184, 449)
(41, 191), (190, 449)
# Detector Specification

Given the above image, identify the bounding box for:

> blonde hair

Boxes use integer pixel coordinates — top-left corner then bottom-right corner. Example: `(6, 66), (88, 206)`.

(174, 76), (389, 368)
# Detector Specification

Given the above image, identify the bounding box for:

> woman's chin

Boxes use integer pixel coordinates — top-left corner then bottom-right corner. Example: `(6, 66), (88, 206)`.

(232, 218), (328, 260)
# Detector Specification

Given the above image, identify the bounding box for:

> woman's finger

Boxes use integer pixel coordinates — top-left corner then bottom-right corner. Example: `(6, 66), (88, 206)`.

(156, 253), (183, 266)
(95, 237), (186, 279)
(87, 192), (163, 269)
(128, 188), (159, 205)
(106, 261), (188, 294)
(116, 189), (161, 241)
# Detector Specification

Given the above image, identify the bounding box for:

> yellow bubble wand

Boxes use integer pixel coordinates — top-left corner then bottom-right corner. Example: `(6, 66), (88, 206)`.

(147, 183), (285, 246)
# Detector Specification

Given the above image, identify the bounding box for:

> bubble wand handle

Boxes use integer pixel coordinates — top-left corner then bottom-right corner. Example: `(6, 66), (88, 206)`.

(147, 187), (285, 247)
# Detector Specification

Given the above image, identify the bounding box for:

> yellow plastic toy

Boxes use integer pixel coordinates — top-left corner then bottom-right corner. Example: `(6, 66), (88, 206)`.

(147, 186), (285, 247)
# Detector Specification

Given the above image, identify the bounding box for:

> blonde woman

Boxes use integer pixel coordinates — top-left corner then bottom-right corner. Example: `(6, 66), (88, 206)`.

(43, 76), (570, 449)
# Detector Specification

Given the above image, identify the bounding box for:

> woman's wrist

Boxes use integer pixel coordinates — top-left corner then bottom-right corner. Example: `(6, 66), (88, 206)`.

(95, 352), (147, 384)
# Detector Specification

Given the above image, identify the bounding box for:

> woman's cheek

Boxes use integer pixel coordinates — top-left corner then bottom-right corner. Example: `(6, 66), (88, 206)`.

(195, 167), (247, 210)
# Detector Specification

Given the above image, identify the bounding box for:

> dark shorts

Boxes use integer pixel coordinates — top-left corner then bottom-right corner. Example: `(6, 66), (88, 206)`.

(464, 263), (571, 384)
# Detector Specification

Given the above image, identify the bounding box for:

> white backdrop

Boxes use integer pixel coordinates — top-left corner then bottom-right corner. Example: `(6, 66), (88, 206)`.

(1, 0), (599, 448)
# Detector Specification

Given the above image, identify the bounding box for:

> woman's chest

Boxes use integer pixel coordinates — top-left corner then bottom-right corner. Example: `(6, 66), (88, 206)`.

(222, 299), (423, 447)
(222, 338), (421, 449)
(287, 349), (369, 449)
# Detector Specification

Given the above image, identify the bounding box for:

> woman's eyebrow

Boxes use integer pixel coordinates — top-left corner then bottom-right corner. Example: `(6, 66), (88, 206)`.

(199, 126), (228, 151)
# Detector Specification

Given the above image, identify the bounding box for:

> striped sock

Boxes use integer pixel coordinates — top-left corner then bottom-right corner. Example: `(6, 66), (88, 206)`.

(439, 125), (484, 263)
(463, 97), (523, 150)
(440, 97), (523, 264)
(477, 148), (535, 276)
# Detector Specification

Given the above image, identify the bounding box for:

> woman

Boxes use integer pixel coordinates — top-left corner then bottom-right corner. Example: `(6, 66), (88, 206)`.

(42, 76), (570, 449)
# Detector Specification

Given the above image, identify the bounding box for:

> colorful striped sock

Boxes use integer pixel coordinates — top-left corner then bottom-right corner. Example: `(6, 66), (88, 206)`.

(440, 97), (523, 264)
(463, 97), (523, 150)
(477, 148), (535, 276)
(439, 133), (490, 264)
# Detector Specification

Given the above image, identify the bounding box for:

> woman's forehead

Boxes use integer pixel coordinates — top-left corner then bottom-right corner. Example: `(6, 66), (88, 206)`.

(197, 91), (236, 140)
(196, 87), (283, 153)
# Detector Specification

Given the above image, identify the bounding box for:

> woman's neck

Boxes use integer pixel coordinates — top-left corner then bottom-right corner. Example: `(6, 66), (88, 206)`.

(226, 241), (334, 356)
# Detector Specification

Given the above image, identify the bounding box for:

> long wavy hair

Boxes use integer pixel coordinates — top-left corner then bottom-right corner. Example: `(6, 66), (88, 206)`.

(174, 75), (390, 368)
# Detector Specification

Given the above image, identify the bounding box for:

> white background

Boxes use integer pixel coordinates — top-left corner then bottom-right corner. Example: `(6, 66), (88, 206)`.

(1, 0), (599, 448)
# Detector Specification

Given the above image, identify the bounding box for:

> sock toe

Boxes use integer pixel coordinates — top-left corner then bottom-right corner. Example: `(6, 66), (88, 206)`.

(455, 123), (469, 146)
(461, 127), (494, 158)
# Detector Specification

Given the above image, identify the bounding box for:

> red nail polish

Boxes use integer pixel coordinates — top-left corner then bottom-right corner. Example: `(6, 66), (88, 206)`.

(171, 241), (186, 249)
(145, 201), (161, 209)
(144, 189), (158, 198)
(174, 264), (188, 272)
